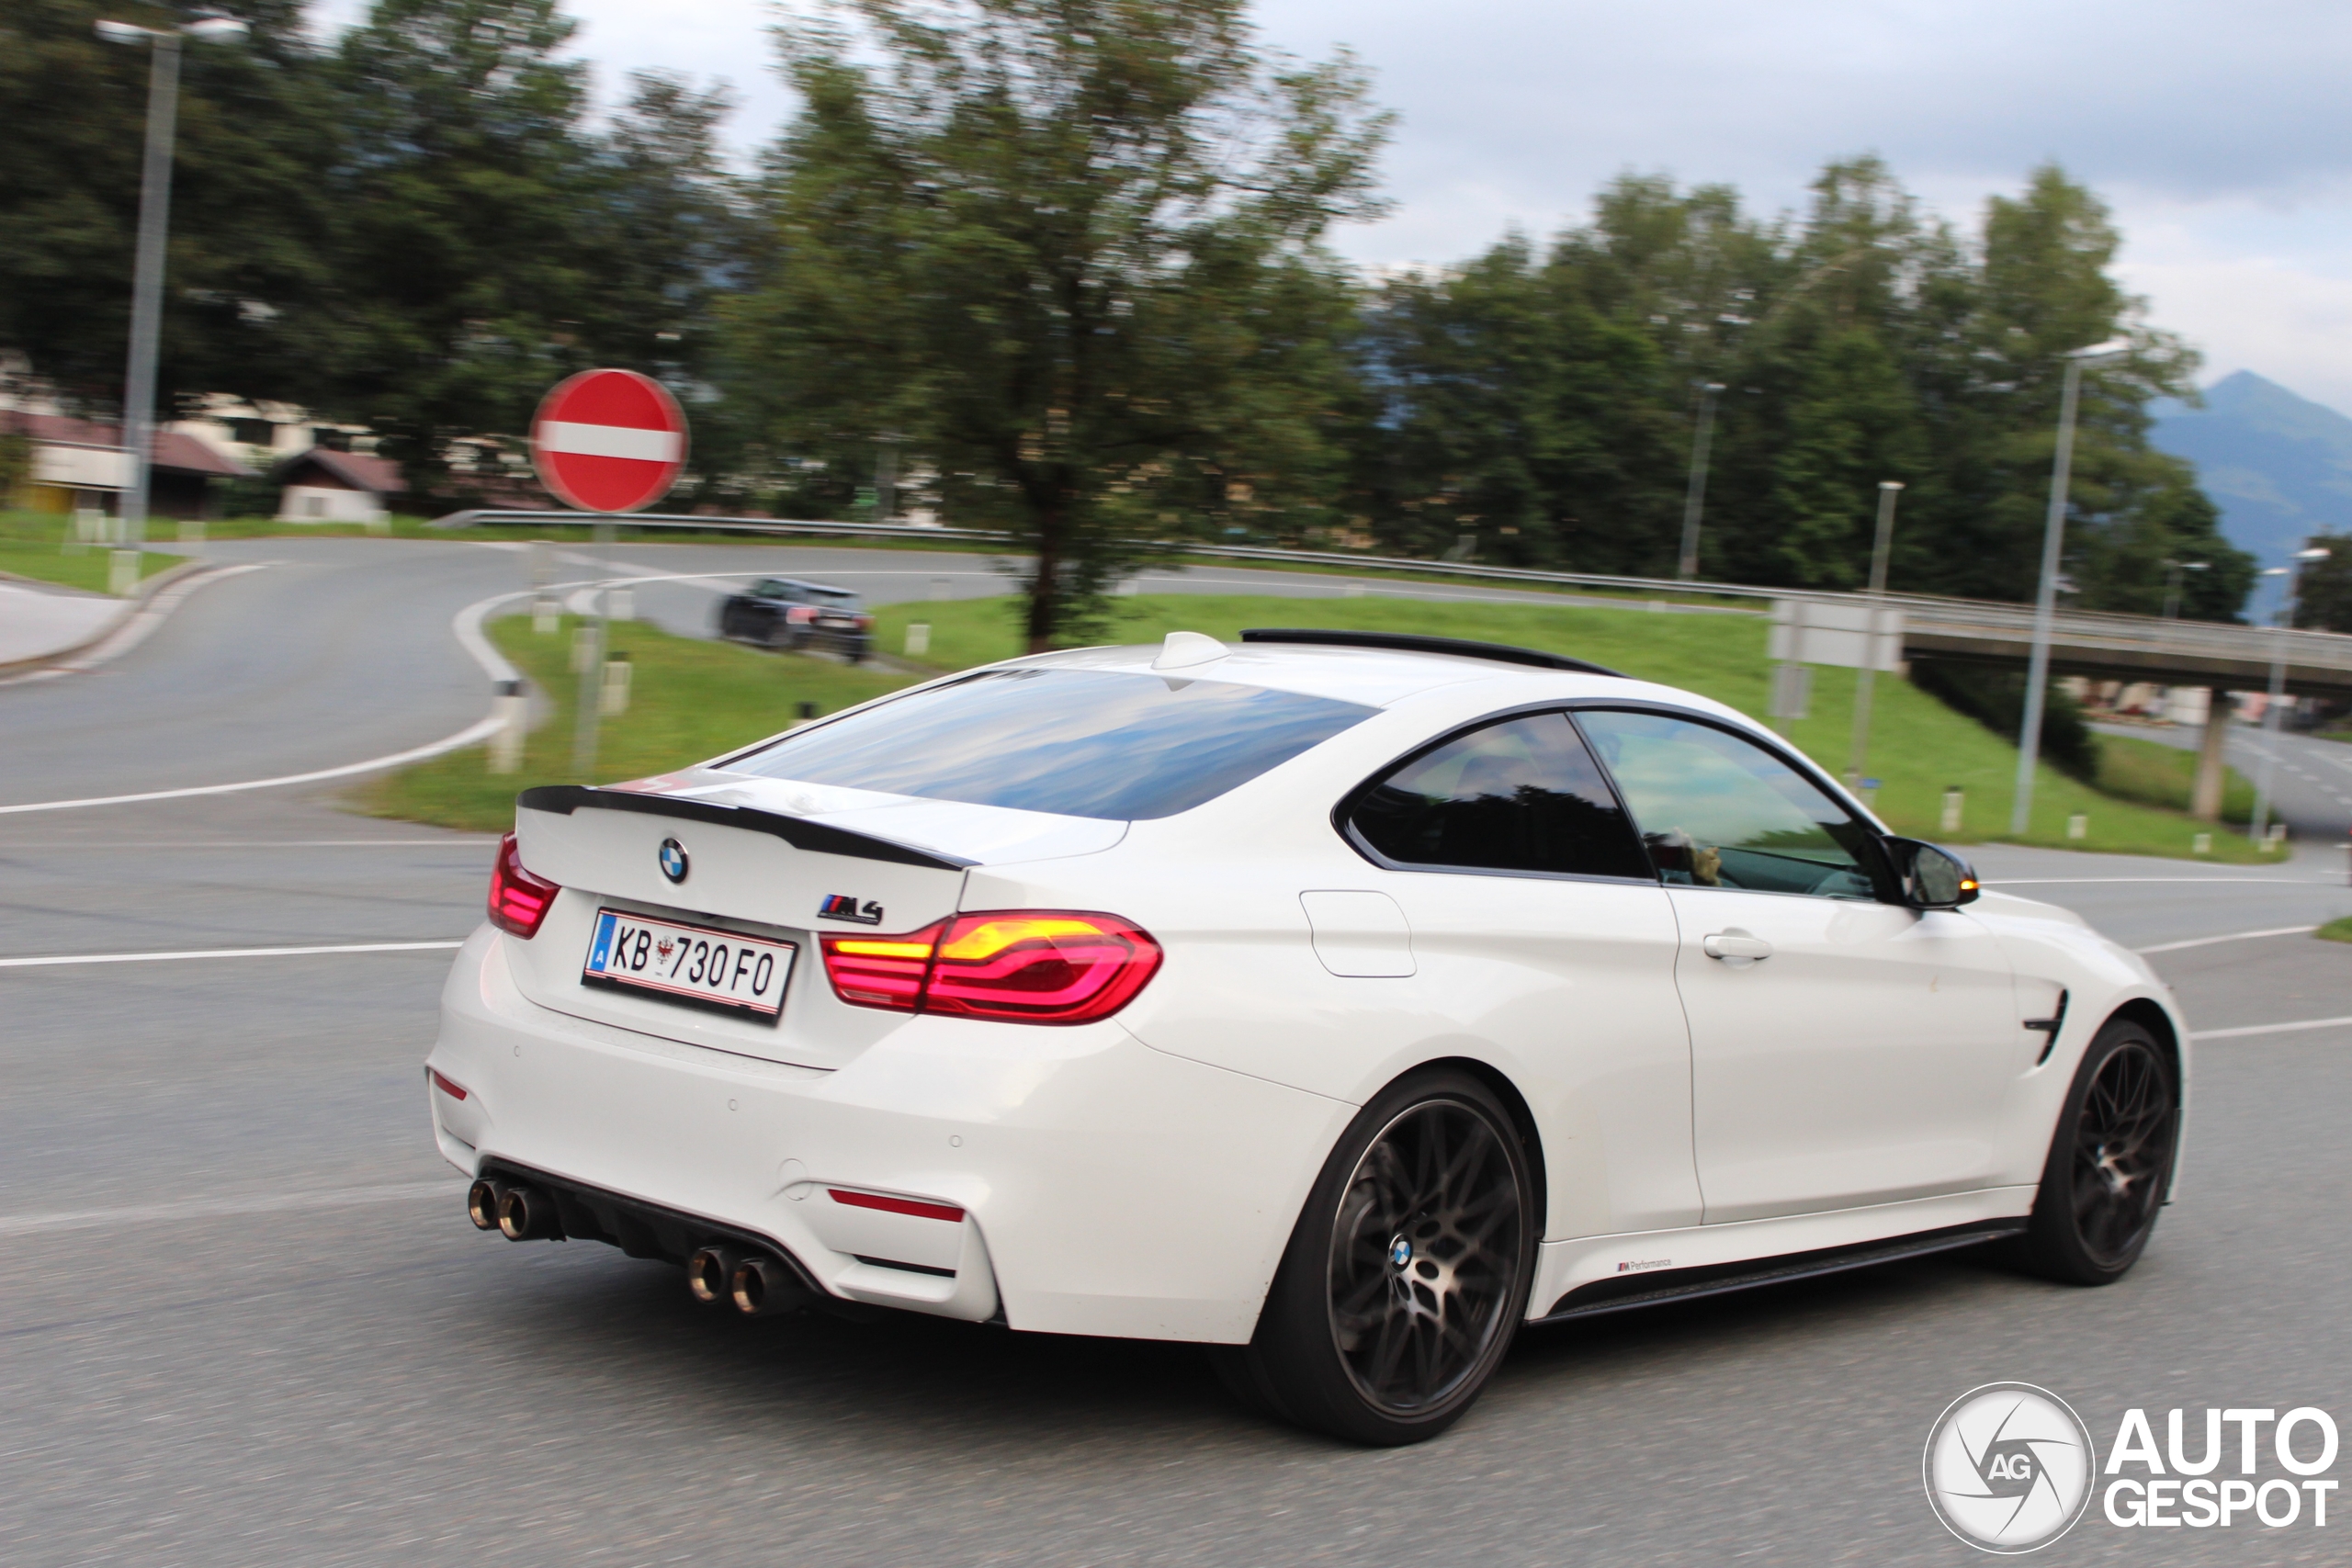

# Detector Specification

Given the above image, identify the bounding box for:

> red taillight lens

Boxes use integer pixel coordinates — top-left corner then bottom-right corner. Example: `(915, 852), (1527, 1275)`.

(820, 910), (1161, 1025)
(820, 923), (941, 1010)
(487, 831), (560, 939)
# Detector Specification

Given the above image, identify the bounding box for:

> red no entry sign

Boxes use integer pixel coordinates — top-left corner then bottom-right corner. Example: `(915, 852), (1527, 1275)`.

(530, 368), (688, 513)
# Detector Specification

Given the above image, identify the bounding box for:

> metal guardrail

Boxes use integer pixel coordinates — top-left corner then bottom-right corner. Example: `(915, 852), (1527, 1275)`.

(435, 507), (2352, 689)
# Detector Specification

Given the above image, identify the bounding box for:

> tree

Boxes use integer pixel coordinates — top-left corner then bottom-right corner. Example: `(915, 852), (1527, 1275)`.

(2292, 534), (2352, 633)
(0, 0), (334, 413)
(728, 0), (1390, 649)
(315, 0), (605, 498)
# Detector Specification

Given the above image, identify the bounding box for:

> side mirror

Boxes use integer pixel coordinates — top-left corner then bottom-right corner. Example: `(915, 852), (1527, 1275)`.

(1885, 838), (1980, 909)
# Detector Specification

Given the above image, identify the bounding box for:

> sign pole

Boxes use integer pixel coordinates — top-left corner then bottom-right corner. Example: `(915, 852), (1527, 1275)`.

(571, 512), (616, 774)
(530, 368), (688, 783)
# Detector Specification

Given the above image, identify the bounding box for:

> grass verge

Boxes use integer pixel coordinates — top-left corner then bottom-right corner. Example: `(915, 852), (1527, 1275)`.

(363, 591), (2279, 863)
(2094, 733), (2256, 824)
(2317, 918), (2352, 944)
(350, 615), (910, 833)
(1, 511), (182, 593)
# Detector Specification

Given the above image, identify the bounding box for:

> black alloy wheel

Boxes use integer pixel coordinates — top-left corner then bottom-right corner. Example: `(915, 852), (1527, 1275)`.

(2016, 1017), (2178, 1285)
(1213, 1069), (1534, 1445)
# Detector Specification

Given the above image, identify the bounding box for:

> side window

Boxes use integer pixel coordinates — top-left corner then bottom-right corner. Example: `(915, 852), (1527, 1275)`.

(1347, 713), (1654, 880)
(1575, 710), (1883, 899)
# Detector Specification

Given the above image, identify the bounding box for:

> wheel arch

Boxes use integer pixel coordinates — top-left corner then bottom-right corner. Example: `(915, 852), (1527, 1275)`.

(2105, 995), (2188, 1202)
(1391, 1055), (1550, 1242)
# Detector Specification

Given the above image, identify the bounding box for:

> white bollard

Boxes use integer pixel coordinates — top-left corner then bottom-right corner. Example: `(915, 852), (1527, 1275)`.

(930, 577), (951, 602)
(607, 588), (635, 623)
(905, 622), (932, 657)
(2066, 813), (2088, 841)
(489, 679), (527, 773)
(533, 594), (560, 635)
(1939, 787), (1964, 835)
(107, 548), (138, 595)
(571, 626), (597, 674)
(600, 653), (632, 716)
(2192, 832), (2212, 856)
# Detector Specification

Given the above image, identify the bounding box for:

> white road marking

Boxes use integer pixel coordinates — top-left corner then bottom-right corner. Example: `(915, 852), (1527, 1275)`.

(1986, 877), (2330, 885)
(2193, 1016), (2352, 1042)
(0, 839), (496, 850)
(0, 1179), (468, 1237)
(0, 940), (463, 969)
(2133, 925), (2320, 953)
(0, 586), (531, 815)
(538, 422), (683, 463)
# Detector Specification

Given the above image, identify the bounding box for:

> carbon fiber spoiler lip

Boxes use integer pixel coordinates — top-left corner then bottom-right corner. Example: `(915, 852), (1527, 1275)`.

(515, 784), (976, 872)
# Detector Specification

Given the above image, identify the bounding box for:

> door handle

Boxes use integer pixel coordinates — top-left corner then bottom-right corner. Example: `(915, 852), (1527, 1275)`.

(1702, 931), (1773, 962)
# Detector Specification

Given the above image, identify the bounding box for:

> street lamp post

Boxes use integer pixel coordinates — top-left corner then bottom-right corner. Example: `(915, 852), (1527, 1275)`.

(1676, 381), (1725, 581)
(95, 15), (247, 575)
(2160, 558), (2207, 621)
(2249, 546), (2331, 845)
(2010, 340), (2132, 837)
(1846, 479), (1904, 790)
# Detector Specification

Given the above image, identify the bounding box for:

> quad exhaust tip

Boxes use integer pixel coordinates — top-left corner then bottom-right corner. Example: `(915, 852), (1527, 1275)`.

(466, 1179), (503, 1231)
(685, 1246), (741, 1305)
(495, 1182), (561, 1241)
(728, 1252), (808, 1316)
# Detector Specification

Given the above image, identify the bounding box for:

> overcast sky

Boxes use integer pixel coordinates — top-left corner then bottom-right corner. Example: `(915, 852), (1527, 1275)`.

(317, 0), (2352, 415)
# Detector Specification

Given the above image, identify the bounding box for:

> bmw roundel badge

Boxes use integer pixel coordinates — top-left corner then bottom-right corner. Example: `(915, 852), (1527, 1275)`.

(658, 837), (689, 884)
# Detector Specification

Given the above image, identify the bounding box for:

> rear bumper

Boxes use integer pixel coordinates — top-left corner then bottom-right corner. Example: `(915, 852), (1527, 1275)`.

(427, 927), (1349, 1342)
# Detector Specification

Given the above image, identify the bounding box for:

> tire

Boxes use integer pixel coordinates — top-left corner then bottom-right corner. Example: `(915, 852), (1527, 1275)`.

(1213, 1068), (1535, 1445)
(763, 617), (796, 651)
(2014, 1017), (2178, 1286)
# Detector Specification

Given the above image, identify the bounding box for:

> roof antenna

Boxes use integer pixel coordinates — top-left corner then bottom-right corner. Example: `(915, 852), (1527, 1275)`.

(1151, 631), (1227, 671)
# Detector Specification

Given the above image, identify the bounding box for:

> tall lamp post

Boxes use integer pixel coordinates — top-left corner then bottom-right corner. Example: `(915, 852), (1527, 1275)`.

(2010, 339), (2132, 837)
(1676, 381), (1725, 581)
(2249, 546), (2331, 845)
(2160, 557), (2207, 621)
(95, 13), (248, 578)
(1846, 479), (1904, 789)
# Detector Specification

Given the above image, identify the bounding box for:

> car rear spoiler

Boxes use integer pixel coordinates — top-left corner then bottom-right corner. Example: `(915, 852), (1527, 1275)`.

(516, 785), (974, 871)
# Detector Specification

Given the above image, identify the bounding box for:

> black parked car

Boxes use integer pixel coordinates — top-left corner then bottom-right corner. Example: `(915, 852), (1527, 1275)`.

(716, 578), (874, 661)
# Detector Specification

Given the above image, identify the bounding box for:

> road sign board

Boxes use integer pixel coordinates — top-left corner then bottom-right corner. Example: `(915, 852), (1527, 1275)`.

(530, 368), (687, 513)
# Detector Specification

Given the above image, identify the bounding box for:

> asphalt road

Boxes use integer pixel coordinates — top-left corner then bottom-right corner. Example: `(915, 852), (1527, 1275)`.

(5, 540), (2349, 1565)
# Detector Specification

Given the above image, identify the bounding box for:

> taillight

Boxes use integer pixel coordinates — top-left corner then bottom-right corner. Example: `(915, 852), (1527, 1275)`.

(820, 910), (1161, 1025)
(487, 831), (560, 939)
(786, 604), (817, 624)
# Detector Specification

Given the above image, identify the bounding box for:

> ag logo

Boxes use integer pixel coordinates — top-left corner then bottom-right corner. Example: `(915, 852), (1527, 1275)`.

(1924, 1382), (2098, 1553)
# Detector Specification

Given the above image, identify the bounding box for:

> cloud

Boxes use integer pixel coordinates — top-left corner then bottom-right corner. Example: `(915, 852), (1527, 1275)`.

(307, 0), (2352, 418)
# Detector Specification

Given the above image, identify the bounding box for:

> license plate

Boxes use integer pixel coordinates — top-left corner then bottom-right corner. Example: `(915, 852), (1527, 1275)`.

(582, 908), (795, 1021)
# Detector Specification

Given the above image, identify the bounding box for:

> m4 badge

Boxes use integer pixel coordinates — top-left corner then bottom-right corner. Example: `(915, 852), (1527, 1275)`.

(818, 894), (885, 926)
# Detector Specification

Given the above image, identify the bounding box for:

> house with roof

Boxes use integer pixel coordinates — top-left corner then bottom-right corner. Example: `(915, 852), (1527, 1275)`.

(2, 409), (254, 519)
(271, 446), (407, 523)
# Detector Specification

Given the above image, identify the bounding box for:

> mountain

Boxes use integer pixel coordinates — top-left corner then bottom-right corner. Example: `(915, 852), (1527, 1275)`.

(2151, 370), (2352, 578)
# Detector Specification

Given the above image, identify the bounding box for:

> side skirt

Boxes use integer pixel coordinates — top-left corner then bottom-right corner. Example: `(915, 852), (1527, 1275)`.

(1532, 1219), (2025, 1325)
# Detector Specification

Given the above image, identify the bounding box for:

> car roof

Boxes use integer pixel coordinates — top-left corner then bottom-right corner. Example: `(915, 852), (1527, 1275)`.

(1007, 633), (1728, 716)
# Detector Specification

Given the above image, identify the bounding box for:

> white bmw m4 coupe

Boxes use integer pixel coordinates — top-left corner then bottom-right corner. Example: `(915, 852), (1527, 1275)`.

(427, 627), (2186, 1444)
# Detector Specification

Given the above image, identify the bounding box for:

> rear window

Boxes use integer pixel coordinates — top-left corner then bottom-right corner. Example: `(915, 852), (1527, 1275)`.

(725, 667), (1375, 820)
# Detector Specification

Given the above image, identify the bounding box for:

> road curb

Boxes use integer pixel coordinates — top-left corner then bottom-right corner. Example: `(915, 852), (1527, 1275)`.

(0, 558), (254, 685)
